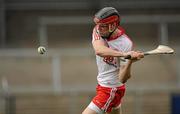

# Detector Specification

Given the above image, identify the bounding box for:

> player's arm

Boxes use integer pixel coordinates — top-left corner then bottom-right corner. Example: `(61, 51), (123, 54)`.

(118, 52), (144, 83)
(118, 60), (132, 83)
(92, 39), (126, 57)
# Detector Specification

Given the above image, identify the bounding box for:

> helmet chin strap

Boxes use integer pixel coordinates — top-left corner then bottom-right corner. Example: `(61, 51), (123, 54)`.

(101, 28), (116, 40)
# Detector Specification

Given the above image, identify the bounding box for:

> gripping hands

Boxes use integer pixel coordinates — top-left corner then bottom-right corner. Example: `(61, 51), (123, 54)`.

(124, 51), (144, 60)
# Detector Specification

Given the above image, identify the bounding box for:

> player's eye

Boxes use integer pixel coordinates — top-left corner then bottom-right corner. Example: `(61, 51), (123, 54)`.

(99, 24), (108, 28)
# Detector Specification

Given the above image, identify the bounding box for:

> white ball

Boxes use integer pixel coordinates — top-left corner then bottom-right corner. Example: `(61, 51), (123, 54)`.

(38, 46), (46, 54)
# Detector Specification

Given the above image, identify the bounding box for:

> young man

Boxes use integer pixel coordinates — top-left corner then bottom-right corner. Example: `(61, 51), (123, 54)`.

(82, 7), (144, 114)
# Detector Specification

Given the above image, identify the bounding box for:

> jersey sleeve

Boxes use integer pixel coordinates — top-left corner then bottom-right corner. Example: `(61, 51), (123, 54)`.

(123, 34), (134, 52)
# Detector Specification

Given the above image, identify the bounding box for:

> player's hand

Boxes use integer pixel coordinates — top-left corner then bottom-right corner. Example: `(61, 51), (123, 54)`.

(125, 51), (144, 60)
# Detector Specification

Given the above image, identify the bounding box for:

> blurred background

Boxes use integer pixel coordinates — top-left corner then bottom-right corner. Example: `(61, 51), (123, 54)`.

(0, 0), (180, 114)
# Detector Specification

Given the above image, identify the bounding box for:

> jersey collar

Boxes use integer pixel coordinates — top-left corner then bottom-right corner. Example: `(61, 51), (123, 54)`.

(106, 26), (125, 41)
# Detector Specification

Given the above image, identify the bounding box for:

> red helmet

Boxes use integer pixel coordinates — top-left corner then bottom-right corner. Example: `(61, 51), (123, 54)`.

(94, 7), (120, 25)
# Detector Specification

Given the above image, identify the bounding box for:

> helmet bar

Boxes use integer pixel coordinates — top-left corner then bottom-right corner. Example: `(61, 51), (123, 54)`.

(94, 15), (119, 24)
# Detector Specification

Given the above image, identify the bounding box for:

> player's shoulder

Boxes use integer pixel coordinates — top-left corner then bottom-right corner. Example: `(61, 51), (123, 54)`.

(118, 34), (133, 51)
(121, 34), (133, 44)
(117, 27), (133, 50)
(118, 26), (132, 42)
(92, 26), (101, 41)
(92, 26), (98, 35)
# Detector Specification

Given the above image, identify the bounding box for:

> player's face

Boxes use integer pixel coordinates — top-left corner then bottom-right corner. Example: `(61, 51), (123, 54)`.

(98, 23), (110, 37)
(97, 22), (116, 37)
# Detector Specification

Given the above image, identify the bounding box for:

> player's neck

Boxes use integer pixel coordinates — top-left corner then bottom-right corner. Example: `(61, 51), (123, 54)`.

(111, 28), (120, 37)
(106, 28), (123, 41)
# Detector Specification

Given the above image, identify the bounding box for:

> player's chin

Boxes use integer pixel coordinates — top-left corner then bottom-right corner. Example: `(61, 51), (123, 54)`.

(100, 33), (110, 38)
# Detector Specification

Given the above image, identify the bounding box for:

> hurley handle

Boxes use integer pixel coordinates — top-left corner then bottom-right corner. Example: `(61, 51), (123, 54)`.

(124, 55), (131, 59)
